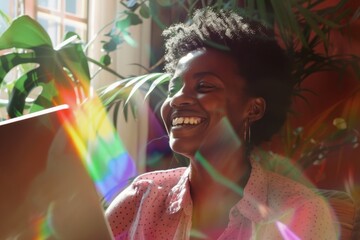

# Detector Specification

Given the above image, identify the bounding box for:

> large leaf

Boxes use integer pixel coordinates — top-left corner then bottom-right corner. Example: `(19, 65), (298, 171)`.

(0, 15), (52, 50)
(56, 34), (91, 86)
(0, 51), (37, 85)
(0, 27), (91, 117)
(99, 72), (170, 125)
(7, 68), (43, 117)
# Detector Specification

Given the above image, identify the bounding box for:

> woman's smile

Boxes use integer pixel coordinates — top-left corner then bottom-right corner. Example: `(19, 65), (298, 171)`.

(161, 48), (251, 157)
(168, 111), (208, 138)
(171, 116), (203, 126)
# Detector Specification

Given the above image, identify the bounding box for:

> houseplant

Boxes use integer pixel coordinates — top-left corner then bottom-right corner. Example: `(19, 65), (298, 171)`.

(0, 13), (138, 203)
(98, 0), (360, 190)
(0, 15), (93, 118)
(0, 0), (359, 193)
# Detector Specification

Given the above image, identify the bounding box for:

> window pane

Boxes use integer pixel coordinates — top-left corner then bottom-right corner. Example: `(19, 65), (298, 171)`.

(64, 19), (87, 41)
(37, 13), (61, 45)
(64, 24), (75, 33)
(65, 0), (87, 18)
(0, 0), (19, 18)
(65, 0), (76, 14)
(0, 0), (9, 34)
(37, 0), (59, 10)
(0, 0), (11, 16)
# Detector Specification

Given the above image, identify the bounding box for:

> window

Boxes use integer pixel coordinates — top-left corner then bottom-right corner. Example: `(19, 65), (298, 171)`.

(0, 0), (20, 17)
(0, 0), (22, 34)
(1, 0), (88, 47)
(26, 0), (89, 47)
(1, 1), (89, 45)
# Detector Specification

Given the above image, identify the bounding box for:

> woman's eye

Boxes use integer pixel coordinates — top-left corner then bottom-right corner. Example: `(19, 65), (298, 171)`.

(197, 81), (215, 92)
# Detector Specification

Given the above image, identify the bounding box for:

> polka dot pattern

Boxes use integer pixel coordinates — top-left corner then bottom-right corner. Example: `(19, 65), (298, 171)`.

(106, 160), (339, 239)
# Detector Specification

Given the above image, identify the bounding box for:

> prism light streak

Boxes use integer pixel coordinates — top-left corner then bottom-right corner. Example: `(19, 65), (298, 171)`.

(276, 221), (301, 240)
(62, 97), (137, 203)
(33, 206), (55, 240)
(33, 217), (52, 240)
(194, 151), (244, 196)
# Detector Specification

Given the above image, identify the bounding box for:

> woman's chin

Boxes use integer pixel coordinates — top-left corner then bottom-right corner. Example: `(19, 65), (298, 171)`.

(169, 138), (198, 159)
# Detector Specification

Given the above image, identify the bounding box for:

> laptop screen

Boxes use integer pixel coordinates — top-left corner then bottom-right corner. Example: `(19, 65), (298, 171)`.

(0, 105), (113, 239)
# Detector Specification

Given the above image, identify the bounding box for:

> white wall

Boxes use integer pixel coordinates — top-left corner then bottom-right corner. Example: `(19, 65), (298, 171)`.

(88, 0), (151, 173)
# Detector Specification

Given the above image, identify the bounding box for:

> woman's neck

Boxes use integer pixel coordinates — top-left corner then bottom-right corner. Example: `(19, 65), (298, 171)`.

(188, 147), (251, 238)
(188, 147), (251, 196)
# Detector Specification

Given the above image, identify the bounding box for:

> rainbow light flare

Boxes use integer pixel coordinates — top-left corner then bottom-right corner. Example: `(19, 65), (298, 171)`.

(276, 221), (301, 240)
(60, 94), (137, 203)
(33, 206), (55, 240)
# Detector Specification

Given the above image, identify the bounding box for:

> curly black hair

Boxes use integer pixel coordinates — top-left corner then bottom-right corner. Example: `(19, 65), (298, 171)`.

(162, 8), (294, 146)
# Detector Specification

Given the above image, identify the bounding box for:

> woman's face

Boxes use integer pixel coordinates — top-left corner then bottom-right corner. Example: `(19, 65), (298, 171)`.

(161, 48), (254, 158)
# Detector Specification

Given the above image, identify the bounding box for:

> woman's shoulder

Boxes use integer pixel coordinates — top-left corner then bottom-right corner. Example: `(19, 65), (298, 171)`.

(266, 169), (329, 210)
(133, 167), (187, 188)
(105, 167), (188, 226)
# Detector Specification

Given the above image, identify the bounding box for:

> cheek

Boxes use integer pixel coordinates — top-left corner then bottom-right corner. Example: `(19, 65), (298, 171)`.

(225, 101), (248, 134)
(199, 94), (227, 116)
(160, 99), (171, 131)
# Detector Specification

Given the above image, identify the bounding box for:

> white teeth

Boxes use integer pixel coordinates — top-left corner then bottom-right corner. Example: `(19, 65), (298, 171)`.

(172, 117), (202, 126)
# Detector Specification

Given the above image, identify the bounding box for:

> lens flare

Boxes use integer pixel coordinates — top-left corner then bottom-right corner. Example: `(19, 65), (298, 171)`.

(33, 205), (55, 240)
(276, 221), (301, 240)
(195, 151), (244, 196)
(61, 97), (137, 203)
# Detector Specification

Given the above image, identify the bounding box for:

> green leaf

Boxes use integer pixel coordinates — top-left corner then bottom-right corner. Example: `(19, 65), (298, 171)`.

(129, 98), (137, 119)
(0, 10), (11, 24)
(29, 81), (57, 113)
(148, 0), (167, 30)
(0, 10), (11, 34)
(296, 5), (327, 46)
(111, 101), (121, 128)
(125, 73), (164, 104)
(63, 31), (80, 41)
(116, 18), (130, 32)
(156, 0), (174, 7)
(123, 31), (137, 47)
(102, 39), (118, 52)
(144, 73), (171, 99)
(127, 12), (143, 26)
(139, 3), (150, 19)
(115, 12), (142, 32)
(123, 101), (129, 121)
(256, 0), (268, 22)
(0, 15), (52, 50)
(87, 57), (126, 79)
(244, 0), (256, 16)
(7, 68), (40, 117)
(100, 54), (111, 66)
(0, 52), (36, 84)
(56, 39), (91, 85)
(126, 0), (138, 9)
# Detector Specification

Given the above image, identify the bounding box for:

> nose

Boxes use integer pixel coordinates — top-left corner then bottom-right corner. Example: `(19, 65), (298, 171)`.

(169, 87), (195, 108)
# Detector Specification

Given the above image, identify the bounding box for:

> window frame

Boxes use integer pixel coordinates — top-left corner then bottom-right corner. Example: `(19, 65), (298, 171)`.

(24, 0), (89, 46)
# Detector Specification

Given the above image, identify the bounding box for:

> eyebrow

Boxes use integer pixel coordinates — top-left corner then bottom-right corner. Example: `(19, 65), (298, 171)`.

(169, 71), (222, 85)
(193, 71), (222, 81)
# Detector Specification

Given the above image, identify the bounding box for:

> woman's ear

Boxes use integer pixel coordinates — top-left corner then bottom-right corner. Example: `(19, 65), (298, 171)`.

(247, 97), (266, 123)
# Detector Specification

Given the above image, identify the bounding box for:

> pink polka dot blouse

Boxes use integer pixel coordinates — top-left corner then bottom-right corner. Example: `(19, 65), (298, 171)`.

(106, 160), (339, 239)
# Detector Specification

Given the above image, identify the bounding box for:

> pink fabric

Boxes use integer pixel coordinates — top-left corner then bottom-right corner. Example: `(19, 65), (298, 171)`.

(106, 160), (339, 239)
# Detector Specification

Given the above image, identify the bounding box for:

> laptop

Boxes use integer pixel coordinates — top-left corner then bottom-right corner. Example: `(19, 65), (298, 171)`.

(0, 105), (113, 239)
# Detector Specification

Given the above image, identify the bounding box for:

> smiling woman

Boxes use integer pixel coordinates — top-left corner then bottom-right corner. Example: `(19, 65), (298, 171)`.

(105, 8), (339, 240)
(161, 49), (253, 159)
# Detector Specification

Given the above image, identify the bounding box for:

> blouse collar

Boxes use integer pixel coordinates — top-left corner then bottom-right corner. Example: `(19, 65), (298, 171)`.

(165, 158), (269, 223)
